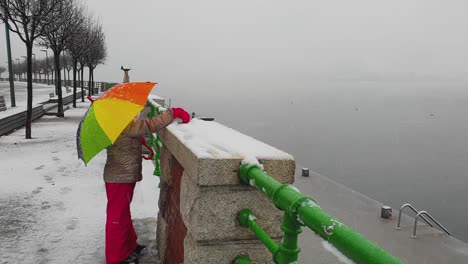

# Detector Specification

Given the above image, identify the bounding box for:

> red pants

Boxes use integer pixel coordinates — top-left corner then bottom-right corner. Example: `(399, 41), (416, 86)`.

(105, 182), (138, 264)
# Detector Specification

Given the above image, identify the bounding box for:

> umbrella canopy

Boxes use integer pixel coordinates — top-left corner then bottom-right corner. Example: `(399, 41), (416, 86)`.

(77, 82), (156, 164)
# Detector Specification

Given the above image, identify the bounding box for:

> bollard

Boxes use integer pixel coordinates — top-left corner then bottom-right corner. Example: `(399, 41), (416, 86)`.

(302, 168), (309, 177)
(381, 206), (392, 219)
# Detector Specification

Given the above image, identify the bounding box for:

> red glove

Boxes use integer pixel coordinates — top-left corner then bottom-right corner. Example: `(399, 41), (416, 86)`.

(171, 107), (191, 123)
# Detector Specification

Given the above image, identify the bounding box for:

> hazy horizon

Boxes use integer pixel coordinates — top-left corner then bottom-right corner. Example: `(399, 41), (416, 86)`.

(1, 0), (468, 85)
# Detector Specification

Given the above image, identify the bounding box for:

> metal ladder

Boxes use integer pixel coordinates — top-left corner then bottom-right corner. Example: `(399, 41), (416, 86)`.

(396, 203), (451, 238)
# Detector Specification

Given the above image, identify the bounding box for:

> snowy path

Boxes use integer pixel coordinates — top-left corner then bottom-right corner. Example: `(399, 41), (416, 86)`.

(0, 101), (160, 263)
(0, 81), (74, 119)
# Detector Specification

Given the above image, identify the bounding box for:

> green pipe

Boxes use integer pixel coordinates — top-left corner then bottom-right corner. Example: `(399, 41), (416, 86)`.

(238, 209), (279, 255)
(149, 133), (161, 176)
(275, 212), (301, 264)
(238, 210), (301, 264)
(147, 103), (156, 118)
(239, 164), (403, 264)
(154, 135), (161, 176)
(232, 255), (251, 264)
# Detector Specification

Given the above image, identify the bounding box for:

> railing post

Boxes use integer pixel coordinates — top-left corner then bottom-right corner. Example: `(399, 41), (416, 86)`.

(275, 212), (301, 264)
(154, 136), (162, 176)
(147, 100), (162, 176)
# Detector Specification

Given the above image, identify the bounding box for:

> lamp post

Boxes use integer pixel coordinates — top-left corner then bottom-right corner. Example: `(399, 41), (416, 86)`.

(3, 17), (15, 107)
(21, 56), (27, 82)
(40, 49), (49, 85)
(15, 58), (19, 81)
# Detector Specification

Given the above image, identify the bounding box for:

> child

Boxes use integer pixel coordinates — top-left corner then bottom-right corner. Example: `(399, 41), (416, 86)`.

(103, 107), (190, 264)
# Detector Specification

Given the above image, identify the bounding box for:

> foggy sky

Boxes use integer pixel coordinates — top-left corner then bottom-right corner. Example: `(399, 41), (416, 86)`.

(2, 0), (468, 84)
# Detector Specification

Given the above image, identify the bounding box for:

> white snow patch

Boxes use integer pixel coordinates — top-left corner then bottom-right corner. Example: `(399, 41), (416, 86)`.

(299, 199), (320, 210)
(168, 119), (293, 166)
(148, 94), (164, 100)
(322, 219), (344, 237)
(321, 241), (355, 264)
(296, 214), (305, 225)
(249, 179), (256, 187)
(147, 95), (167, 112)
(248, 214), (257, 221)
(241, 156), (264, 169)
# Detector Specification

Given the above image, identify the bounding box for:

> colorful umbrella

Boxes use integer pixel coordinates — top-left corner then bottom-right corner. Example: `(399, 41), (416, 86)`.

(77, 82), (156, 165)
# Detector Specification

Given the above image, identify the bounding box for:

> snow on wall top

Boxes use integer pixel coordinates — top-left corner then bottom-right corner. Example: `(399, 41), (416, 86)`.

(148, 94), (164, 101)
(167, 119), (294, 165)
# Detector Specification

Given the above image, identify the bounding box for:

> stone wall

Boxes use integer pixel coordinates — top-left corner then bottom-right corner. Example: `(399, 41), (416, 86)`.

(156, 120), (295, 263)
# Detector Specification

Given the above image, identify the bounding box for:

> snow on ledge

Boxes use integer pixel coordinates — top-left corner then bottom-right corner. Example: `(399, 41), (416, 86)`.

(148, 94), (164, 101)
(167, 119), (294, 166)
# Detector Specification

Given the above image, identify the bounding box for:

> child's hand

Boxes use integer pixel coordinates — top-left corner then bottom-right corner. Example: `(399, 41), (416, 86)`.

(171, 107), (191, 123)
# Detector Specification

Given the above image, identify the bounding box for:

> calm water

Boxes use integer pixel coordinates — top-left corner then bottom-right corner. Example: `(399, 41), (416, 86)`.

(156, 79), (468, 242)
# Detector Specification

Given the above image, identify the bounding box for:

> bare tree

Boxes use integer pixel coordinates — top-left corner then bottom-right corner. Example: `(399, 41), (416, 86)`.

(62, 53), (72, 87)
(36, 57), (46, 81)
(67, 6), (89, 107)
(40, 0), (82, 117)
(0, 0), (61, 138)
(85, 20), (106, 96)
(34, 57), (48, 82)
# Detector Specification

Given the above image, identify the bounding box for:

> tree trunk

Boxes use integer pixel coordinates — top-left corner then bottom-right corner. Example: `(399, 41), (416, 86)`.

(67, 69), (71, 87)
(54, 51), (64, 117)
(25, 44), (34, 139)
(63, 63), (66, 87)
(46, 62), (49, 85)
(52, 69), (55, 92)
(73, 60), (77, 108)
(91, 68), (94, 94)
(88, 66), (92, 96)
(80, 65), (84, 102)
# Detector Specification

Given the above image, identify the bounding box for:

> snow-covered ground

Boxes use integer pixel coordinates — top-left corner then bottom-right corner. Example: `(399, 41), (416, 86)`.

(0, 81), (75, 119)
(0, 83), (160, 263)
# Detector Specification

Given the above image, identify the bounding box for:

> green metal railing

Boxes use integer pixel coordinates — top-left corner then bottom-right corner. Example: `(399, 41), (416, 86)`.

(235, 163), (404, 264)
(146, 99), (166, 176)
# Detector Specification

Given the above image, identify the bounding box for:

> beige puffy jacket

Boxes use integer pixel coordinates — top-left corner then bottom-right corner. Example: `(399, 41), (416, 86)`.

(103, 110), (173, 183)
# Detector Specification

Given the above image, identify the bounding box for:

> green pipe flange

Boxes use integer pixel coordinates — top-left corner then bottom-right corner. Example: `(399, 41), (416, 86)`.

(239, 163), (262, 184)
(288, 197), (317, 226)
(238, 209), (254, 227)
